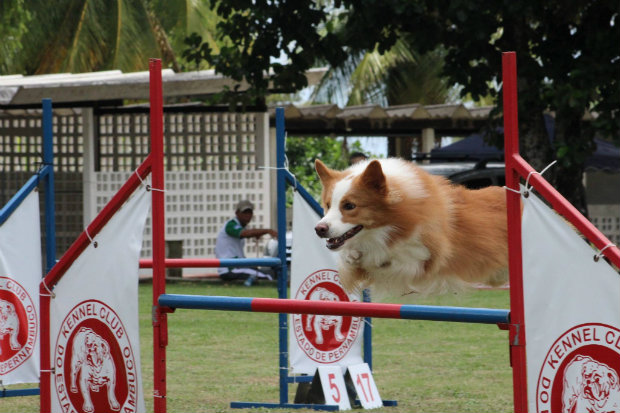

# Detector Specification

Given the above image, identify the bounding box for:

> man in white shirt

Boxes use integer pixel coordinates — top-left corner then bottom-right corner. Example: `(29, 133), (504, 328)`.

(215, 200), (278, 285)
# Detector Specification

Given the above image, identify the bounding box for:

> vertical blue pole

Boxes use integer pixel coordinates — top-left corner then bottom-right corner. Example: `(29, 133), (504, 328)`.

(275, 107), (289, 405)
(42, 99), (56, 273)
(363, 290), (372, 370)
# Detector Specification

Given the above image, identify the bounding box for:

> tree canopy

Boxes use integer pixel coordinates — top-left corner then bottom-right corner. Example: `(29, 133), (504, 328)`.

(0, 0), (221, 74)
(194, 0), (619, 214)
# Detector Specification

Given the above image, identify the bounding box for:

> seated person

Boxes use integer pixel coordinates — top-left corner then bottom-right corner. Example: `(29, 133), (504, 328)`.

(215, 200), (278, 286)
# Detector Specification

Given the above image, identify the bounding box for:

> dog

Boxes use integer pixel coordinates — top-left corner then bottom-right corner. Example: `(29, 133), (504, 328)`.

(0, 299), (21, 354)
(305, 287), (345, 344)
(562, 355), (620, 413)
(314, 158), (509, 298)
(70, 327), (120, 413)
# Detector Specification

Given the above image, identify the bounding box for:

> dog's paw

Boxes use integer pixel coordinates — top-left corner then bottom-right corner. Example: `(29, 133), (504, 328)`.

(344, 249), (362, 264)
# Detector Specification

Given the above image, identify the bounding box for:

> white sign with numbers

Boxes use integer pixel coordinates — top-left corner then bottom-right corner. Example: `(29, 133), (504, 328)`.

(317, 366), (351, 410)
(347, 363), (382, 409)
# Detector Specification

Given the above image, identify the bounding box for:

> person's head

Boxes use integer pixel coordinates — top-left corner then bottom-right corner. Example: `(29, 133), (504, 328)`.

(349, 151), (368, 165)
(235, 200), (254, 226)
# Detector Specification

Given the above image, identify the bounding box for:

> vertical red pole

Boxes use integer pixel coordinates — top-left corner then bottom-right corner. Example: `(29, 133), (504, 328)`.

(39, 289), (50, 412)
(502, 51), (528, 412)
(150, 58), (167, 413)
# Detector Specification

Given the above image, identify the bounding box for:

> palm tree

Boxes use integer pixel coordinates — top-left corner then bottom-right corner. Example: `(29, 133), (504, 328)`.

(1, 0), (220, 75)
(312, 38), (452, 158)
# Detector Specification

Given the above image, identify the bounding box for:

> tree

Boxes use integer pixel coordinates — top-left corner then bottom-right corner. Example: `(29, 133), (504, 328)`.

(285, 136), (367, 201)
(0, 0), (220, 75)
(191, 0), (619, 215)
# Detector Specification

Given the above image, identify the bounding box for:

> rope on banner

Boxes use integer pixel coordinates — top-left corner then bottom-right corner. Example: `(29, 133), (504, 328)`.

(85, 227), (98, 248)
(524, 160), (557, 197)
(260, 132), (298, 190)
(503, 160), (557, 197)
(260, 160), (298, 191)
(41, 281), (56, 299)
(594, 243), (617, 262)
(135, 167), (164, 193)
(134, 168), (147, 188)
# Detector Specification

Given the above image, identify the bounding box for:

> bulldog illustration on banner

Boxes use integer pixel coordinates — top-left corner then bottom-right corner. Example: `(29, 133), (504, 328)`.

(304, 286), (346, 345)
(536, 323), (620, 413)
(0, 281), (37, 374)
(292, 269), (362, 363)
(54, 300), (138, 413)
(0, 298), (21, 354)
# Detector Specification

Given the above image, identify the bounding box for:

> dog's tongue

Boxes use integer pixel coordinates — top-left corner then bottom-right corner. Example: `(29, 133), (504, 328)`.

(326, 236), (345, 250)
(326, 225), (363, 250)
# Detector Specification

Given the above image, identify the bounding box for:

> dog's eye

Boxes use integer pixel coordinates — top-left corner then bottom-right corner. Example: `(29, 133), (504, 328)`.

(326, 202), (331, 210)
(343, 202), (356, 211)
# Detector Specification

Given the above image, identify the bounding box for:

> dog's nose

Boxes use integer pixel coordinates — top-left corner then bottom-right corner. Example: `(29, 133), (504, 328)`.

(315, 223), (329, 238)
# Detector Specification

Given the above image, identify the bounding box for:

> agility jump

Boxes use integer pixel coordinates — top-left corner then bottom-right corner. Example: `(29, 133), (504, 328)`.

(25, 52), (617, 413)
(147, 52), (620, 413)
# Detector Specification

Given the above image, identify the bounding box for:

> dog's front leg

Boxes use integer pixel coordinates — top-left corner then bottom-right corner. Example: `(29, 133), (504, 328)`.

(107, 377), (120, 411)
(343, 249), (362, 265)
(313, 317), (324, 344)
(333, 317), (345, 342)
(80, 375), (94, 413)
(338, 264), (369, 294)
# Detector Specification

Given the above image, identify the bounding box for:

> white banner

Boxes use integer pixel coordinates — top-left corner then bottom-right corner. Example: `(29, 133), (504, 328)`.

(0, 191), (41, 384)
(289, 191), (364, 375)
(522, 191), (620, 413)
(50, 188), (150, 413)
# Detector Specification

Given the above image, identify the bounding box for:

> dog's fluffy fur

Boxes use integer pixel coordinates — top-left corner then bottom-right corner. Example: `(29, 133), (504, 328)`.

(314, 158), (509, 298)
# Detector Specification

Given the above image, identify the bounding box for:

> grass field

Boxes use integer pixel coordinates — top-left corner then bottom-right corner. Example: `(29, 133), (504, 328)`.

(1, 281), (513, 412)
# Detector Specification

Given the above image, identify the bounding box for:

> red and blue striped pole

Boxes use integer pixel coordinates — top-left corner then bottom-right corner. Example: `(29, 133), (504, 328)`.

(139, 257), (281, 268)
(158, 294), (510, 325)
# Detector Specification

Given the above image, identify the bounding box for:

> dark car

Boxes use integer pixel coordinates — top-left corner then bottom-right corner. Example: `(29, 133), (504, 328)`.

(421, 161), (505, 189)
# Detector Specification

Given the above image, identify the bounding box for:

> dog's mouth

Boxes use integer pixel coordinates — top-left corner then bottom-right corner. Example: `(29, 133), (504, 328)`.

(326, 225), (363, 250)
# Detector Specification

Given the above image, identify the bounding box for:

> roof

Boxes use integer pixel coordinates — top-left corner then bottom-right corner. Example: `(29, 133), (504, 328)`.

(268, 103), (494, 136)
(0, 68), (500, 136)
(0, 68), (327, 108)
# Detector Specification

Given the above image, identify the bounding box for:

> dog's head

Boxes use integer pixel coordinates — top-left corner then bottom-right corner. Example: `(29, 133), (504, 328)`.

(314, 159), (393, 250)
(579, 358), (619, 408)
(84, 331), (109, 369)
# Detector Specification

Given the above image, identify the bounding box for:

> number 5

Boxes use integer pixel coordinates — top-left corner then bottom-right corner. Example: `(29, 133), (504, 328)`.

(328, 373), (341, 403)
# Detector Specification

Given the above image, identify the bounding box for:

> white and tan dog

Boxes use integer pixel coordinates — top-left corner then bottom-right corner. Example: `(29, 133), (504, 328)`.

(314, 158), (509, 298)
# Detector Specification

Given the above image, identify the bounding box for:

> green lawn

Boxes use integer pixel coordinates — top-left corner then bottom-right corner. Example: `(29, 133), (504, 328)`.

(1, 282), (513, 412)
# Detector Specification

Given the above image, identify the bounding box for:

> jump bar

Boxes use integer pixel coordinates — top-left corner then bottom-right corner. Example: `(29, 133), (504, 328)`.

(158, 294), (510, 325)
(139, 257), (281, 268)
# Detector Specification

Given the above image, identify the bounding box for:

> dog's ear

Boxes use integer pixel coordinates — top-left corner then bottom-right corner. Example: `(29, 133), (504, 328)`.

(315, 159), (335, 183)
(360, 160), (387, 194)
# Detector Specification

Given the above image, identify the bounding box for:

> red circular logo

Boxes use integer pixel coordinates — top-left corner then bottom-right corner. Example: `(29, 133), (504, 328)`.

(292, 269), (362, 364)
(54, 300), (139, 413)
(0, 276), (37, 374)
(536, 323), (620, 413)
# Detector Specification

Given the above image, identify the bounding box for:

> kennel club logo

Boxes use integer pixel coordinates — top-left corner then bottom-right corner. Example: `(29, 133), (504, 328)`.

(536, 323), (620, 413)
(292, 269), (362, 363)
(54, 300), (138, 413)
(0, 276), (37, 374)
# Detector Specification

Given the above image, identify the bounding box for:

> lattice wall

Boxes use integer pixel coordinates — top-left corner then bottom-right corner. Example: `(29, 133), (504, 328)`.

(590, 205), (620, 245)
(94, 170), (270, 273)
(97, 111), (261, 172)
(0, 111), (84, 260)
(91, 110), (272, 275)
